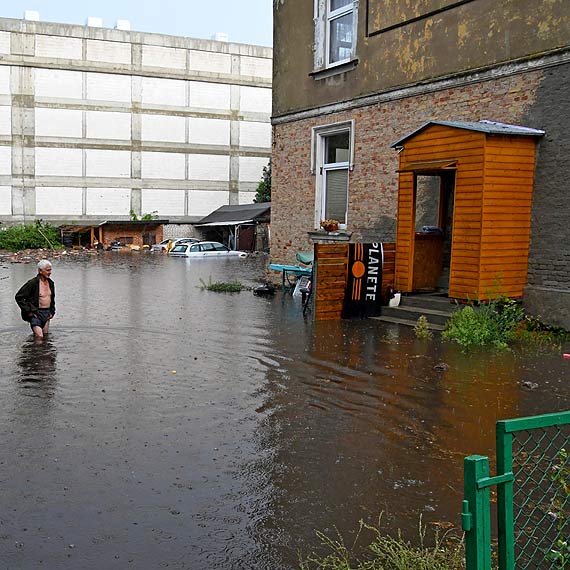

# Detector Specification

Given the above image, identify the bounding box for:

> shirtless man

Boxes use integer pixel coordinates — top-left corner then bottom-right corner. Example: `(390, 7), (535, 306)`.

(15, 259), (56, 338)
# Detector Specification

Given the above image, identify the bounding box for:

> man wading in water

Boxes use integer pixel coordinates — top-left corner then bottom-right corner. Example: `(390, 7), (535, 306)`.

(15, 259), (56, 338)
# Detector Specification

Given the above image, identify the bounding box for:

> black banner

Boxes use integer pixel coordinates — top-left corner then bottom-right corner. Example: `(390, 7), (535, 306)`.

(341, 243), (384, 319)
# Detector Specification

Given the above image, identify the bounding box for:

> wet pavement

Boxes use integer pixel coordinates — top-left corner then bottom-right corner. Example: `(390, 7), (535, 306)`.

(0, 252), (569, 569)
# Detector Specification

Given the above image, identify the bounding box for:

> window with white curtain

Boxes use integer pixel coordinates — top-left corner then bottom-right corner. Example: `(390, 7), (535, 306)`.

(312, 121), (354, 228)
(327, 0), (354, 66)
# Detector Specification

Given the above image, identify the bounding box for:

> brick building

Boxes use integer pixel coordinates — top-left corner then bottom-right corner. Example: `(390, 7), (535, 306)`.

(271, 0), (570, 327)
(0, 14), (271, 230)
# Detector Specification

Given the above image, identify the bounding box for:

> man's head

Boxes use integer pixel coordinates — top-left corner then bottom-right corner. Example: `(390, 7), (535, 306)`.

(37, 259), (52, 279)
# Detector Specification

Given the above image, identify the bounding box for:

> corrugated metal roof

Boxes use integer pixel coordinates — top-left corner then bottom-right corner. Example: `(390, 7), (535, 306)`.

(391, 120), (545, 148)
(195, 203), (271, 226)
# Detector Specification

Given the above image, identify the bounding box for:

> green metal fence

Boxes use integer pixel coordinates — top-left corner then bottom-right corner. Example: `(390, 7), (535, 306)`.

(464, 411), (570, 570)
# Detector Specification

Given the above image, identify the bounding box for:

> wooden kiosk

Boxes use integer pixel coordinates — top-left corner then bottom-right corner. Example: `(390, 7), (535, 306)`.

(391, 120), (544, 300)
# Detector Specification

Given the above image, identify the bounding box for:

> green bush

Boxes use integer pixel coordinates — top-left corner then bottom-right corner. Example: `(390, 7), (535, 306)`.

(0, 221), (62, 251)
(442, 298), (524, 350)
(299, 517), (464, 570)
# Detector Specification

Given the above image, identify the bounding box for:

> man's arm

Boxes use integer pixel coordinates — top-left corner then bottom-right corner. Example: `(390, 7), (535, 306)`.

(15, 279), (34, 314)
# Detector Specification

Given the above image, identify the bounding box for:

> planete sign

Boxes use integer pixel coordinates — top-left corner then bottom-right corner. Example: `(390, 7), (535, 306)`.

(342, 243), (385, 318)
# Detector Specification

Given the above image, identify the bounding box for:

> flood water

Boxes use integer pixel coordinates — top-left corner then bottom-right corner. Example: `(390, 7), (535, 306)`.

(0, 252), (569, 569)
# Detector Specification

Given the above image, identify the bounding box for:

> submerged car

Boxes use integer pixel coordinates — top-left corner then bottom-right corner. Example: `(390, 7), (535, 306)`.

(168, 241), (247, 258)
(151, 237), (199, 252)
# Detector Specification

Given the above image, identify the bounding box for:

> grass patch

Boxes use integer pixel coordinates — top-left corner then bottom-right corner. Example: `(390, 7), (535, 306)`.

(299, 517), (464, 570)
(198, 276), (248, 293)
(0, 221), (62, 251)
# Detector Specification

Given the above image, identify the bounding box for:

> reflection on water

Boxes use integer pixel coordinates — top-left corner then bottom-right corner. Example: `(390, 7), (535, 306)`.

(0, 252), (569, 569)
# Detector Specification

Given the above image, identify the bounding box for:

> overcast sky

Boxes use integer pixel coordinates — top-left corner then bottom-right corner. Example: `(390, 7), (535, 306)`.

(2, 1), (273, 46)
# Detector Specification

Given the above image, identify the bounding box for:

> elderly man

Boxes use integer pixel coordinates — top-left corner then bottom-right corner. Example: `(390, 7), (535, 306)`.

(15, 259), (56, 338)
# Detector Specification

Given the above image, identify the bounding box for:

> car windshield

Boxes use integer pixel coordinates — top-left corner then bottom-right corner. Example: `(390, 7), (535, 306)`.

(170, 245), (187, 253)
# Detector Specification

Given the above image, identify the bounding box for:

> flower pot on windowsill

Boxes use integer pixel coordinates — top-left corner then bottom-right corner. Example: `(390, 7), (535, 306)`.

(320, 219), (340, 232)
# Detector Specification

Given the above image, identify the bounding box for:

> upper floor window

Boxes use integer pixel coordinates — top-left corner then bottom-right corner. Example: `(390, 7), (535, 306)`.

(327, 0), (354, 66)
(313, 0), (359, 73)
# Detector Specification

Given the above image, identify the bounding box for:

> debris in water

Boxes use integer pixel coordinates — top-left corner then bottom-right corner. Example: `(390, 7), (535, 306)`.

(521, 381), (539, 390)
(433, 362), (449, 371)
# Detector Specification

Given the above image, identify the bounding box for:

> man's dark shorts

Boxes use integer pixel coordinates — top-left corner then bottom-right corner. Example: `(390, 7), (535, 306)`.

(30, 309), (51, 330)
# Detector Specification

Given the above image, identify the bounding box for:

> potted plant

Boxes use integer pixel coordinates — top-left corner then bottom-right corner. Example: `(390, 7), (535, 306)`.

(320, 219), (340, 232)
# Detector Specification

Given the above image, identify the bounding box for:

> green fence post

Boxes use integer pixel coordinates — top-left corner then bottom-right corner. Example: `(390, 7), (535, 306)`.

(496, 421), (515, 570)
(464, 455), (492, 570)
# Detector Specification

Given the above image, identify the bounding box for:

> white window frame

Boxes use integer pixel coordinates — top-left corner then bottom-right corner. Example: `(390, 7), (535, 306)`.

(311, 120), (355, 229)
(314, 0), (359, 71)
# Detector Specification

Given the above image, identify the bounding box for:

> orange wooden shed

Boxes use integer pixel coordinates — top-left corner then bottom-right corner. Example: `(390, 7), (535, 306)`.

(391, 120), (544, 300)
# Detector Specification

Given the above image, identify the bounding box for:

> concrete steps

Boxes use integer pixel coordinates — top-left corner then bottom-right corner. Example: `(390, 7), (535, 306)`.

(372, 293), (458, 331)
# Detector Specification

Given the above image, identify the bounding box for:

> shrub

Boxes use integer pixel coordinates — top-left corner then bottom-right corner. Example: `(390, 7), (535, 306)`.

(442, 298), (523, 350)
(0, 221), (62, 251)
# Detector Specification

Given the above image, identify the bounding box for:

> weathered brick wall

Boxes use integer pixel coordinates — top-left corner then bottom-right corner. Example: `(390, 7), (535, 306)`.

(101, 226), (163, 248)
(272, 69), (543, 267)
(272, 62), (570, 326)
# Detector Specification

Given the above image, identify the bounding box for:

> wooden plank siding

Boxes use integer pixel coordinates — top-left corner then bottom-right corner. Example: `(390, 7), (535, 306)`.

(314, 243), (396, 320)
(394, 124), (486, 297)
(478, 135), (538, 298)
(394, 124), (539, 301)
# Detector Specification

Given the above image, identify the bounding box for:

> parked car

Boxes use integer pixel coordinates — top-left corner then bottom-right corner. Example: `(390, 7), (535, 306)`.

(168, 241), (247, 258)
(151, 237), (200, 252)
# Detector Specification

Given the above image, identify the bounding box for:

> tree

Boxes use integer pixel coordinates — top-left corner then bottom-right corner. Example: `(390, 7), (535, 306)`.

(254, 160), (271, 203)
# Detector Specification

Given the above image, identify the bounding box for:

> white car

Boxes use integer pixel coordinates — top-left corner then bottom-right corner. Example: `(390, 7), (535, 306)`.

(151, 237), (199, 252)
(168, 241), (247, 258)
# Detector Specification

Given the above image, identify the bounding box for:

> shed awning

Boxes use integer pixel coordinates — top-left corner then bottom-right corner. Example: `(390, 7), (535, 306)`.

(194, 203), (270, 227)
(198, 219), (256, 227)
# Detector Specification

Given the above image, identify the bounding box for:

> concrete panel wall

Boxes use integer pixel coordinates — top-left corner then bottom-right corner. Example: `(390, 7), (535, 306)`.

(86, 111), (131, 140)
(142, 77), (186, 106)
(188, 154), (229, 181)
(0, 186), (10, 214)
(0, 18), (271, 224)
(238, 191), (256, 204)
(86, 150), (131, 178)
(189, 82), (231, 109)
(189, 118), (230, 146)
(35, 108), (82, 138)
(142, 45), (186, 69)
(0, 66), (9, 94)
(240, 86), (272, 113)
(0, 146), (11, 174)
(35, 68), (83, 99)
(241, 56), (272, 78)
(36, 187), (83, 215)
(240, 121), (271, 148)
(141, 114), (186, 143)
(239, 156), (268, 182)
(86, 73), (131, 102)
(189, 50), (232, 74)
(36, 148), (82, 176)
(87, 40), (132, 64)
(141, 152), (186, 179)
(142, 189), (185, 216)
(86, 188), (131, 215)
(0, 32), (9, 54)
(36, 35), (82, 60)
(0, 105), (11, 136)
(188, 190), (229, 216)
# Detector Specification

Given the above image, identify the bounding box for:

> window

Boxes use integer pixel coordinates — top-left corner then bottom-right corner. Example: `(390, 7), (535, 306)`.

(327, 0), (354, 65)
(311, 121), (355, 229)
(200, 243), (216, 252)
(314, 0), (358, 71)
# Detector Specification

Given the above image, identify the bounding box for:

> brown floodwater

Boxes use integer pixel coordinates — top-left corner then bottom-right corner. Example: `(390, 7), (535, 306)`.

(0, 252), (569, 569)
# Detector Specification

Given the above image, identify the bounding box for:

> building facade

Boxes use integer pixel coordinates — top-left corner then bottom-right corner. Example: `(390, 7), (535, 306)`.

(271, 0), (570, 327)
(0, 16), (272, 225)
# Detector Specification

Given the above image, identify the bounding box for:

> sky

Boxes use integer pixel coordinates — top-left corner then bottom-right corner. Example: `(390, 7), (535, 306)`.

(2, 1), (273, 47)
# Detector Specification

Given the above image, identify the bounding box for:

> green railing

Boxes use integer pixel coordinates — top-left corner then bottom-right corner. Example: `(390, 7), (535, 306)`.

(464, 411), (570, 570)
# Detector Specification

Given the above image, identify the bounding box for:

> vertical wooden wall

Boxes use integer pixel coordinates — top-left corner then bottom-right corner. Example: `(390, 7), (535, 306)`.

(314, 243), (396, 320)
(479, 135), (537, 298)
(394, 124), (486, 298)
(314, 244), (349, 320)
